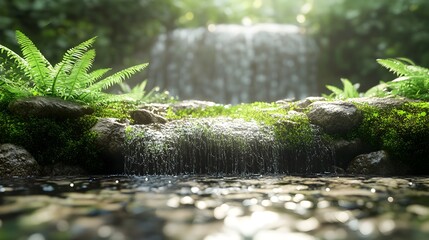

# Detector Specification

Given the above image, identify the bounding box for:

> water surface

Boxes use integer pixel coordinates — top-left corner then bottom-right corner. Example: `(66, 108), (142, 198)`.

(1, 175), (428, 239)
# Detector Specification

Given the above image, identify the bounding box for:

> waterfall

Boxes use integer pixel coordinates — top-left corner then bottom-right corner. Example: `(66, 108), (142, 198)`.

(123, 118), (334, 175)
(148, 24), (318, 104)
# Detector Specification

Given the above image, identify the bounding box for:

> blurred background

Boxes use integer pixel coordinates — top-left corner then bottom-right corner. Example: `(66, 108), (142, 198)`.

(1, 0), (428, 102)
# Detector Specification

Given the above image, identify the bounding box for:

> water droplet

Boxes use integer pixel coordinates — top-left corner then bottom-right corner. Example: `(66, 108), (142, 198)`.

(387, 197), (394, 203)
(115, 180), (119, 184)
(180, 196), (194, 205)
(296, 217), (320, 232)
(325, 187), (331, 192)
(69, 183), (74, 188)
(145, 177), (149, 181)
(370, 188), (376, 193)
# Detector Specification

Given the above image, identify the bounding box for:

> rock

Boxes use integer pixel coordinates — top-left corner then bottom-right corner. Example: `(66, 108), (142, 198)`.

(90, 118), (128, 173)
(349, 97), (415, 109)
(8, 96), (93, 119)
(347, 150), (394, 175)
(171, 100), (218, 111)
(333, 138), (371, 169)
(307, 101), (362, 134)
(296, 96), (326, 108)
(130, 109), (167, 125)
(0, 144), (40, 177)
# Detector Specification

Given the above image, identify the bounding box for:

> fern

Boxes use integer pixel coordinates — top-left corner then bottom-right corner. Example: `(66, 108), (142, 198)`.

(0, 30), (149, 104)
(377, 58), (429, 100)
(324, 78), (360, 99)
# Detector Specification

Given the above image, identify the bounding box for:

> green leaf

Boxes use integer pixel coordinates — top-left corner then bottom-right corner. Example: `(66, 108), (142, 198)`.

(15, 30), (52, 90)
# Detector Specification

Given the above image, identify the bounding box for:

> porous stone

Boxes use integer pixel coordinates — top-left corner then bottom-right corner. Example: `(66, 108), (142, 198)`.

(296, 96), (326, 108)
(8, 96), (93, 118)
(0, 144), (40, 177)
(90, 118), (128, 173)
(307, 101), (362, 134)
(131, 109), (167, 125)
(347, 150), (394, 175)
(349, 97), (415, 109)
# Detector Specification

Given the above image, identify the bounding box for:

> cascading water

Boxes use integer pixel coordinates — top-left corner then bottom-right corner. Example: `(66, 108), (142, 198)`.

(148, 24), (318, 104)
(124, 118), (334, 175)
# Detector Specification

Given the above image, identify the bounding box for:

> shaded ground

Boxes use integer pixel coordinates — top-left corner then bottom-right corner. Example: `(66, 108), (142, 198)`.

(0, 175), (428, 239)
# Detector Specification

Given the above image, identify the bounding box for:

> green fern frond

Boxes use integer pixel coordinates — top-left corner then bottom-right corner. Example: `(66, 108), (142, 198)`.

(0, 44), (29, 73)
(15, 30), (52, 90)
(85, 68), (111, 87)
(51, 37), (96, 94)
(64, 49), (96, 99)
(88, 63), (148, 91)
(376, 58), (428, 77)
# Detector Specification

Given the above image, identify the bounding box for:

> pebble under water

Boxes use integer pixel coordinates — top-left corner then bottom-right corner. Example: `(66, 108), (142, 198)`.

(0, 175), (428, 240)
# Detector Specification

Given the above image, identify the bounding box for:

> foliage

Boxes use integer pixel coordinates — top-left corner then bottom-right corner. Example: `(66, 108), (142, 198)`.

(118, 81), (176, 103)
(377, 58), (429, 100)
(304, 0), (429, 92)
(0, 109), (103, 172)
(324, 78), (360, 99)
(0, 30), (148, 104)
(355, 102), (429, 174)
(0, 0), (179, 70)
(166, 102), (315, 147)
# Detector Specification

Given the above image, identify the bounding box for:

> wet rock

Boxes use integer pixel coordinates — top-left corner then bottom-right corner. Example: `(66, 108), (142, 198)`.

(347, 150), (394, 175)
(349, 97), (415, 109)
(333, 138), (371, 169)
(131, 109), (167, 125)
(307, 101), (362, 134)
(0, 143), (40, 177)
(8, 96), (93, 119)
(296, 96), (326, 108)
(171, 100), (218, 111)
(91, 118), (128, 173)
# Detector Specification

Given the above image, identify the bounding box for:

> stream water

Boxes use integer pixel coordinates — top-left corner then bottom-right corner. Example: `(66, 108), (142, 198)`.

(0, 175), (428, 240)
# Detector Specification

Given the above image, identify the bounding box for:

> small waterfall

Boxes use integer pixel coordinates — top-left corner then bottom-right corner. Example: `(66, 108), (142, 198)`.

(148, 24), (318, 104)
(124, 118), (334, 175)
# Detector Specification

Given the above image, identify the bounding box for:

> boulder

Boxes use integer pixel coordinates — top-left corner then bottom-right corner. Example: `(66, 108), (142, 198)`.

(130, 109), (167, 125)
(333, 138), (371, 169)
(347, 150), (394, 175)
(349, 97), (415, 109)
(90, 118), (128, 173)
(0, 144), (40, 177)
(8, 96), (93, 119)
(307, 101), (362, 134)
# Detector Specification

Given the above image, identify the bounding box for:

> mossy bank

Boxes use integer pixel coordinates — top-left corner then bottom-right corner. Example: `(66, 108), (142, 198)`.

(1, 97), (428, 176)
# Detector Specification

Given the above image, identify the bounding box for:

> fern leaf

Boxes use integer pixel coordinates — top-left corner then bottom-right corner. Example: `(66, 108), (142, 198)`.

(51, 37), (96, 94)
(85, 68), (111, 87)
(63, 49), (96, 99)
(377, 58), (414, 77)
(0, 44), (29, 73)
(88, 63), (148, 91)
(15, 30), (52, 90)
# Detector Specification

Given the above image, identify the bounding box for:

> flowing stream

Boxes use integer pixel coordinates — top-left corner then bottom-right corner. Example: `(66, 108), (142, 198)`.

(148, 24), (318, 103)
(0, 175), (428, 239)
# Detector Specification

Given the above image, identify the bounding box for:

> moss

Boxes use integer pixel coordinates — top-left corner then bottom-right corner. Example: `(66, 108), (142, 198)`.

(355, 102), (429, 173)
(93, 101), (139, 120)
(0, 108), (103, 173)
(166, 102), (317, 148)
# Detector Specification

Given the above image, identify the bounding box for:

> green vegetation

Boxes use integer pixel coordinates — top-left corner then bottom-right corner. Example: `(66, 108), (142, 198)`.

(325, 58), (429, 100)
(0, 107), (102, 172)
(166, 102), (316, 148)
(0, 30), (147, 104)
(354, 102), (429, 174)
(377, 58), (429, 100)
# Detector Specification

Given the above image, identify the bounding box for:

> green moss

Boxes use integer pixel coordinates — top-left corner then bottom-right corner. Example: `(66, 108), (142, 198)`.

(166, 102), (316, 147)
(93, 101), (139, 120)
(0, 108), (103, 173)
(355, 102), (429, 173)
